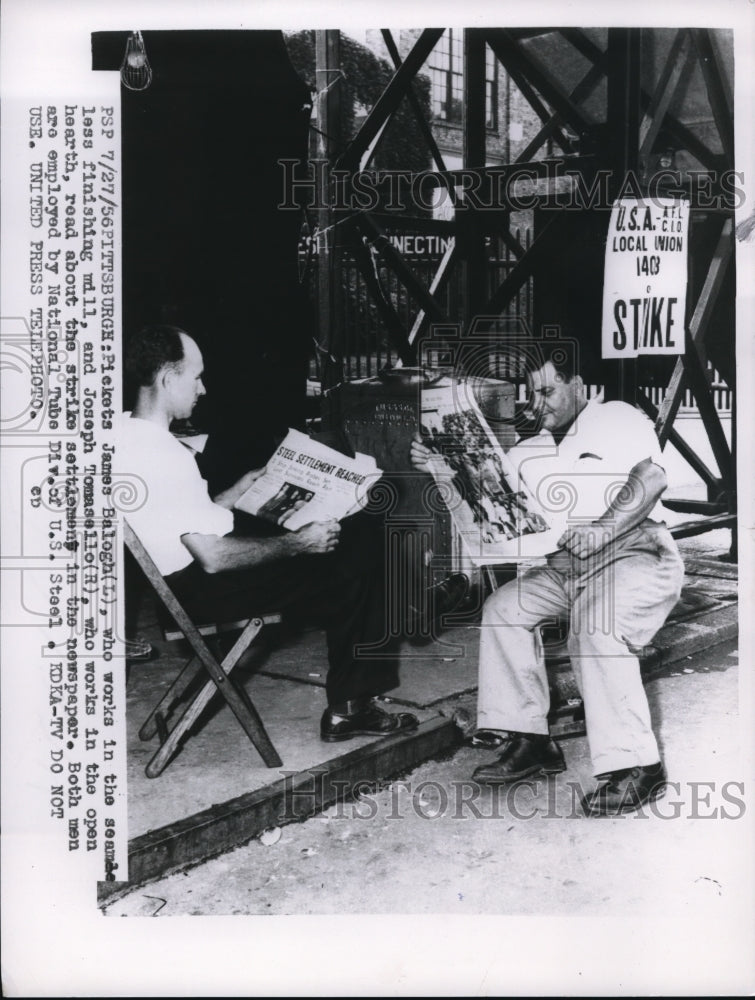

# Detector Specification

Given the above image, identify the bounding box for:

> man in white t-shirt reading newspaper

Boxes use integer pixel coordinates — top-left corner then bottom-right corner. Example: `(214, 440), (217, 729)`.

(411, 343), (685, 816)
(119, 325), (420, 742)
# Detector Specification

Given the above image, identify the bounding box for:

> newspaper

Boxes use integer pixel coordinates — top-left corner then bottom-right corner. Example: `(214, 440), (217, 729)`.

(421, 378), (561, 561)
(234, 428), (381, 528)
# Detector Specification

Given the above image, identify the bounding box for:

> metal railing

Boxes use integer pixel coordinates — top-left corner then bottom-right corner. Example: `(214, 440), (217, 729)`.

(303, 230), (533, 381)
(301, 231), (732, 414)
(641, 376), (732, 413)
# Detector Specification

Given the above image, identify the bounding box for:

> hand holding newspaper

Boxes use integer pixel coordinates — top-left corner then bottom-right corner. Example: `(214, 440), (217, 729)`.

(234, 428), (382, 530)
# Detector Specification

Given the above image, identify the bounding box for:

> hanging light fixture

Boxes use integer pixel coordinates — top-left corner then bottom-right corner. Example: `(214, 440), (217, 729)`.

(120, 31), (152, 91)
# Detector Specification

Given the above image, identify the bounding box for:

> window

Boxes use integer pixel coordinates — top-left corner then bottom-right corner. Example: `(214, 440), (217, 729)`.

(485, 44), (498, 130)
(428, 29), (463, 123)
(428, 31), (498, 130)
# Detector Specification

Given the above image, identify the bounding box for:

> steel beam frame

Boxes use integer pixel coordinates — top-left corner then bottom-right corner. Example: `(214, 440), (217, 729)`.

(315, 27), (735, 540)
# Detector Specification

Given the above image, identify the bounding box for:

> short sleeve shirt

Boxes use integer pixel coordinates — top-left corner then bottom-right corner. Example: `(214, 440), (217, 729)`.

(116, 414), (234, 575)
(507, 400), (667, 536)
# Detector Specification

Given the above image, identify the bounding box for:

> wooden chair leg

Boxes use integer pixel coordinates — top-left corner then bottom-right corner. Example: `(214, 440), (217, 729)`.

(139, 653), (203, 741)
(125, 522), (283, 776)
(145, 618), (283, 778)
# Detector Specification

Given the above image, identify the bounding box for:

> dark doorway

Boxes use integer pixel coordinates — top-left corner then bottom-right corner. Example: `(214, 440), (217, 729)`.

(93, 30), (314, 490)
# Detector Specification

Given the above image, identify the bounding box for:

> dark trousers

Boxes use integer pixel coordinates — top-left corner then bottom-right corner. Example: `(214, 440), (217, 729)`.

(165, 512), (399, 704)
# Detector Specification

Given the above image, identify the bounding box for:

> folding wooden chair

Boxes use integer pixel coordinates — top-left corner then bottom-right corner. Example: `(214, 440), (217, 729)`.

(124, 520), (283, 778)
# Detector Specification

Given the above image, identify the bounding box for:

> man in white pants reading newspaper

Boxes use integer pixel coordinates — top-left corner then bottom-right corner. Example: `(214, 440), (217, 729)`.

(411, 346), (685, 816)
(120, 325), (420, 742)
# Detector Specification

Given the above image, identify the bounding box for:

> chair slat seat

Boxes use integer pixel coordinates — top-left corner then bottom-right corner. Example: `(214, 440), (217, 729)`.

(163, 614), (281, 643)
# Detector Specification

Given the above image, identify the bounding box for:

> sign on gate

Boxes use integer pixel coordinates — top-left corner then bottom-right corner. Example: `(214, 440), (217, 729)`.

(601, 197), (690, 358)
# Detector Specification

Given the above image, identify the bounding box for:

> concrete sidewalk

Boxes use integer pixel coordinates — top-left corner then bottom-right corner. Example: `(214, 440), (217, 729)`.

(104, 636), (744, 922)
(101, 532), (738, 902)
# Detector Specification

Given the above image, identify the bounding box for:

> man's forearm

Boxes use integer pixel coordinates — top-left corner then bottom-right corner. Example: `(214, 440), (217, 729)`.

(181, 531), (297, 574)
(181, 520), (340, 573)
(594, 458), (666, 536)
(558, 458), (666, 559)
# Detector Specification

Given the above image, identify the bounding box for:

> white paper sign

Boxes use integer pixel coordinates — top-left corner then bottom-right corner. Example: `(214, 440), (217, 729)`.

(601, 197), (690, 358)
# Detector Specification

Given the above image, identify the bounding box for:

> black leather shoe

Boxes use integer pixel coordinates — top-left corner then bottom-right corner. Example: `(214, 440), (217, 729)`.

(580, 762), (667, 816)
(407, 573), (470, 638)
(472, 733), (566, 784)
(320, 701), (419, 742)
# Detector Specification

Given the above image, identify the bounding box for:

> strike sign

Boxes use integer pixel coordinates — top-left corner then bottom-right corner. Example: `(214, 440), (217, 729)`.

(601, 197), (690, 358)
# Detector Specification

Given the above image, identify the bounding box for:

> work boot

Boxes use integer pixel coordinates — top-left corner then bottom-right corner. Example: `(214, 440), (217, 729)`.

(472, 732), (566, 784)
(580, 762), (667, 817)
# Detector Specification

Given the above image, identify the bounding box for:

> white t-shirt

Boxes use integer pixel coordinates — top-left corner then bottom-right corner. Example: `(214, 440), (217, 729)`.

(117, 414), (234, 575)
(508, 400), (667, 538)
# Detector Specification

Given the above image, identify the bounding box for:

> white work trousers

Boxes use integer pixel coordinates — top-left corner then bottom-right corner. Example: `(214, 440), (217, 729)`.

(478, 522), (685, 775)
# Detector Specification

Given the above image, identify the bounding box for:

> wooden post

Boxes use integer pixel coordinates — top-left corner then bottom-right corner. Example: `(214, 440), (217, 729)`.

(729, 381), (737, 560)
(462, 29), (487, 328)
(604, 28), (642, 403)
(315, 30), (343, 428)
